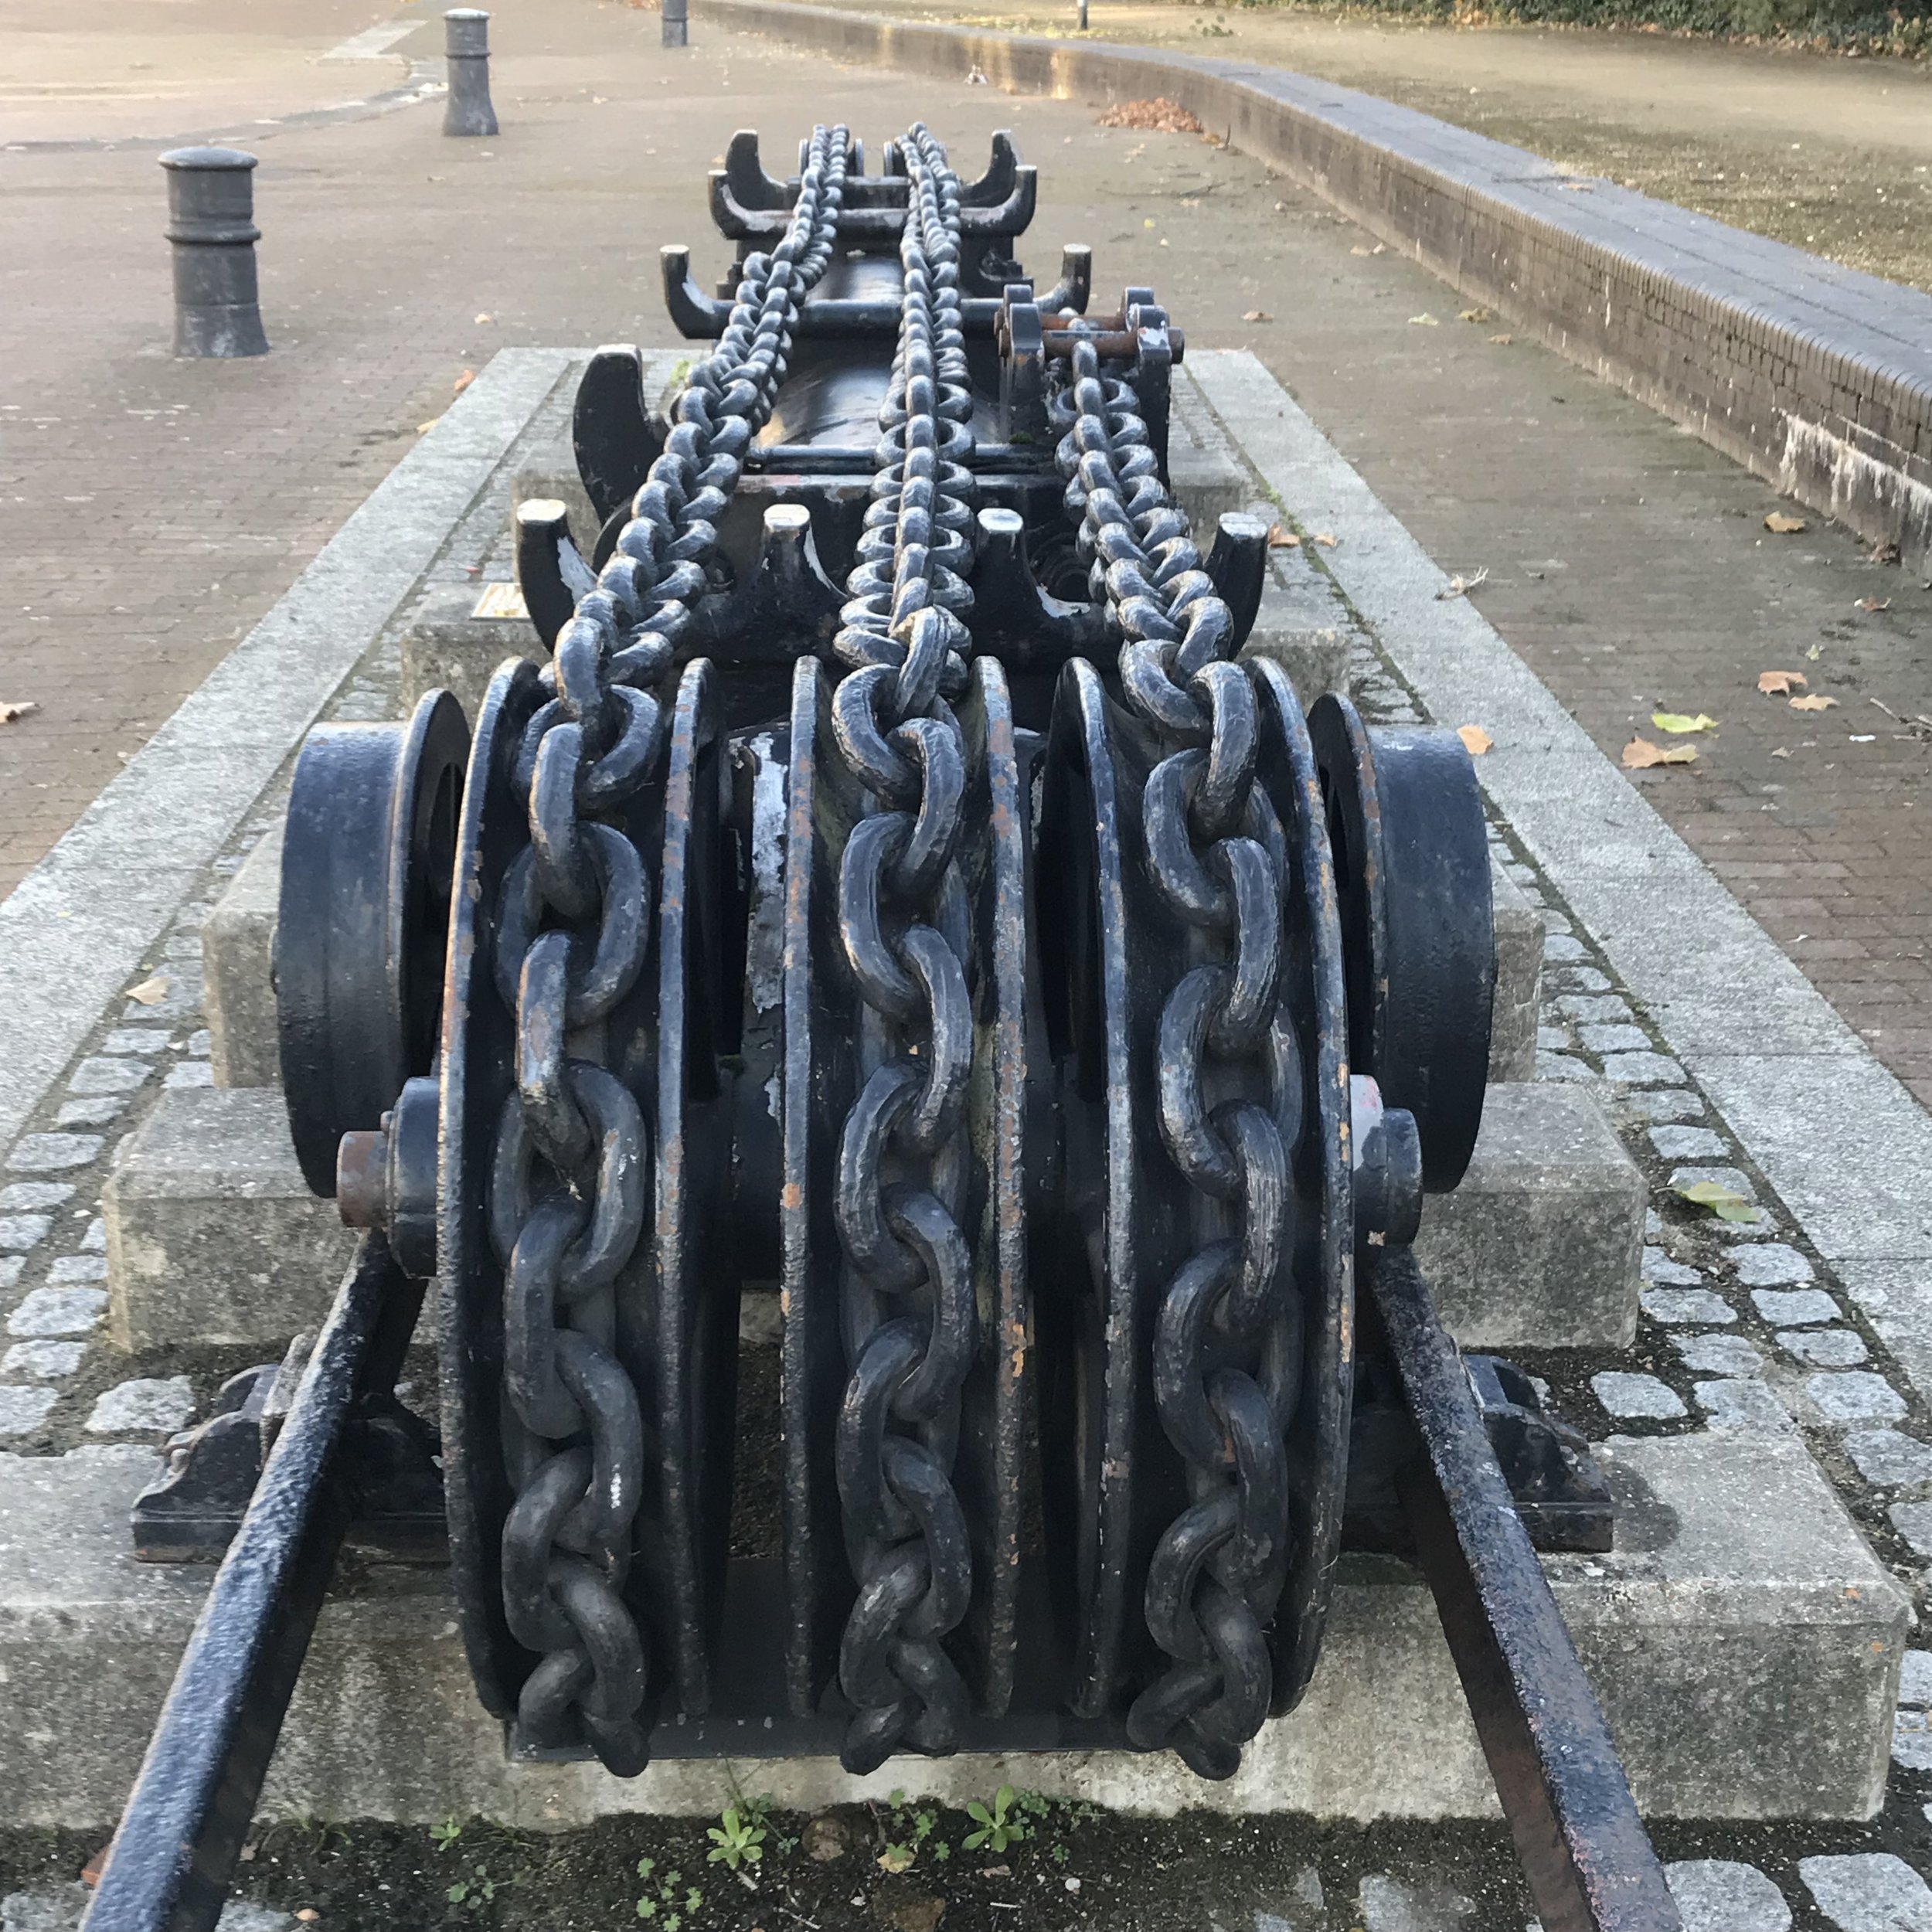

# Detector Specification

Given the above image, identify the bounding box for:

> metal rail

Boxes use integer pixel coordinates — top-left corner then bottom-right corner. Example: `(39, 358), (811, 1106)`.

(1368, 1246), (1683, 1932)
(82, 1236), (420, 1932)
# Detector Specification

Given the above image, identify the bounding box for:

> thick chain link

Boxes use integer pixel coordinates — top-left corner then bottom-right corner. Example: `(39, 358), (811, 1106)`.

(1050, 337), (1300, 1778)
(828, 124), (982, 1775)
(487, 126), (852, 1772)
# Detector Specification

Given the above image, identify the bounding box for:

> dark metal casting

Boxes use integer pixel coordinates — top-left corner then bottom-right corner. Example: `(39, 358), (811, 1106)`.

(98, 123), (1683, 1932)
(159, 148), (269, 359)
(443, 9), (499, 138)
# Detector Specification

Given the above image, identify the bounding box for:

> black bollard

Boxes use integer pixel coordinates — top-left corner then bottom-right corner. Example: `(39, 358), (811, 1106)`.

(663, 0), (688, 48)
(443, 9), (499, 136)
(159, 148), (269, 359)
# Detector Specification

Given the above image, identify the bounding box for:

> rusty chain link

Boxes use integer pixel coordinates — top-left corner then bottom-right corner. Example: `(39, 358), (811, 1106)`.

(1050, 333), (1300, 1779)
(486, 124), (852, 1772)
(828, 123), (982, 1775)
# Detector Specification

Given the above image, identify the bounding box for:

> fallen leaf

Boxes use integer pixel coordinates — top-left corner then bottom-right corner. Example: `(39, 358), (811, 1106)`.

(126, 976), (170, 1006)
(1408, 312), (1440, 327)
(1855, 597), (1892, 612)
(1097, 96), (1201, 133)
(1806, 643), (1823, 661)
(1675, 1179), (1757, 1223)
(0, 699), (37, 724)
(1488, 332), (1514, 345)
(1372, 243), (1385, 254)
(1621, 737), (1696, 769)
(81, 1845), (110, 1889)
(1788, 693), (1838, 712)
(1240, 309), (1272, 322)
(1763, 511), (1807, 534)
(1458, 306), (1492, 323)
(1771, 746), (1791, 757)
(1871, 539), (1902, 563)
(417, 419), (440, 434)
(1651, 710), (1717, 734)
(1265, 522), (1300, 549)
(474, 312), (494, 324)
(1349, 243), (1372, 256)
(452, 368), (475, 396)
(1313, 532), (1338, 548)
(1757, 670), (1806, 695)
(1457, 725), (1492, 756)
(878, 1847), (915, 1874)
(1437, 567), (1488, 600)
(471, 581), (529, 620)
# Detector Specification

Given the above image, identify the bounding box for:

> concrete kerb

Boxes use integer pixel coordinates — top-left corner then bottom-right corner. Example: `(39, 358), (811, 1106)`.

(706, 0), (1932, 577)
(0, 347), (575, 1157)
(1185, 351), (1932, 1299)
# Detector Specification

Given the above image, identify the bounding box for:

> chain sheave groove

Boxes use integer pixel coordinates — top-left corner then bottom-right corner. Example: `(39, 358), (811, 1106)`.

(828, 124), (983, 1776)
(1049, 335), (1301, 1779)
(486, 127), (852, 1772)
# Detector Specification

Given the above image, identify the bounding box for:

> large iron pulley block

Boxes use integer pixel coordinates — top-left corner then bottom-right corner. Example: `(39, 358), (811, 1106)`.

(112, 121), (1677, 1932)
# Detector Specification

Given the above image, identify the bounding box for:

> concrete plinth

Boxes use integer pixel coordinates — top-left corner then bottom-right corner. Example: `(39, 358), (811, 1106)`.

(1417, 1081), (1643, 1349)
(202, 832), (280, 1090)
(398, 579), (544, 719)
(103, 1087), (353, 1349)
(1488, 859), (1543, 1084)
(0, 1430), (1900, 1829)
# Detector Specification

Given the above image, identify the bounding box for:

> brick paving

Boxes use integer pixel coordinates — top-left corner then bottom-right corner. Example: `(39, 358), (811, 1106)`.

(2, 11), (1931, 1061)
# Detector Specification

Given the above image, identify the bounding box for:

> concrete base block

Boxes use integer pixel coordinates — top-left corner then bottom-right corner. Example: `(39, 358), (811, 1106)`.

(1488, 859), (1543, 1084)
(1417, 1082), (1642, 1349)
(399, 580), (545, 718)
(0, 1431), (1900, 1828)
(103, 1087), (354, 1350)
(202, 832), (281, 1090)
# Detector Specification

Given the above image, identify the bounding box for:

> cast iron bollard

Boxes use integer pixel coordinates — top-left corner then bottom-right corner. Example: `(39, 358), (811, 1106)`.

(443, 9), (499, 136)
(159, 148), (269, 359)
(663, 0), (689, 47)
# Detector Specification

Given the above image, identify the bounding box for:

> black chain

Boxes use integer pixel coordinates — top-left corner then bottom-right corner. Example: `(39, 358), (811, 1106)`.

(486, 125), (852, 1773)
(827, 124), (982, 1775)
(1050, 335), (1299, 1779)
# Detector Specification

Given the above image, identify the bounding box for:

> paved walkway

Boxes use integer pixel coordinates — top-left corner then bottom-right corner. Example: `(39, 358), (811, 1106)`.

(5, 0), (1932, 1100)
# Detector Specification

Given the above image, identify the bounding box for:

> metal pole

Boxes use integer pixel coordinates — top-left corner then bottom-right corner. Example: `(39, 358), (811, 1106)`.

(662, 0), (689, 49)
(158, 148), (268, 359)
(443, 9), (499, 137)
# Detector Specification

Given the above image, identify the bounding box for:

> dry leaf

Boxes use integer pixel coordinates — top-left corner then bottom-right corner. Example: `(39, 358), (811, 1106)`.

(1408, 313), (1440, 327)
(1651, 710), (1717, 734)
(126, 976), (170, 1006)
(877, 1847), (915, 1874)
(417, 419), (440, 434)
(1457, 725), (1492, 757)
(1621, 737), (1696, 770)
(1757, 670), (1806, 695)
(1806, 643), (1823, 661)
(1458, 306), (1492, 323)
(1788, 693), (1838, 712)
(1349, 244), (1372, 257)
(1098, 97), (1202, 133)
(0, 700), (38, 724)
(1313, 532), (1338, 548)
(1855, 597), (1892, 612)
(1675, 1179), (1757, 1223)
(1764, 511), (1807, 534)
(1488, 332), (1514, 345)
(452, 368), (475, 396)
(1372, 243), (1385, 254)
(1240, 309), (1272, 322)
(474, 312), (494, 324)
(1265, 522), (1300, 549)
(1771, 746), (1791, 758)
(1437, 568), (1488, 600)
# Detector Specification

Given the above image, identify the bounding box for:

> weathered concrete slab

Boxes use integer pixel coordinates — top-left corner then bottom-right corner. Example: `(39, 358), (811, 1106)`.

(1488, 859), (1542, 1085)
(398, 579), (544, 719)
(1417, 1081), (1643, 1349)
(0, 1431), (1897, 1828)
(102, 1087), (354, 1350)
(202, 832), (280, 1090)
